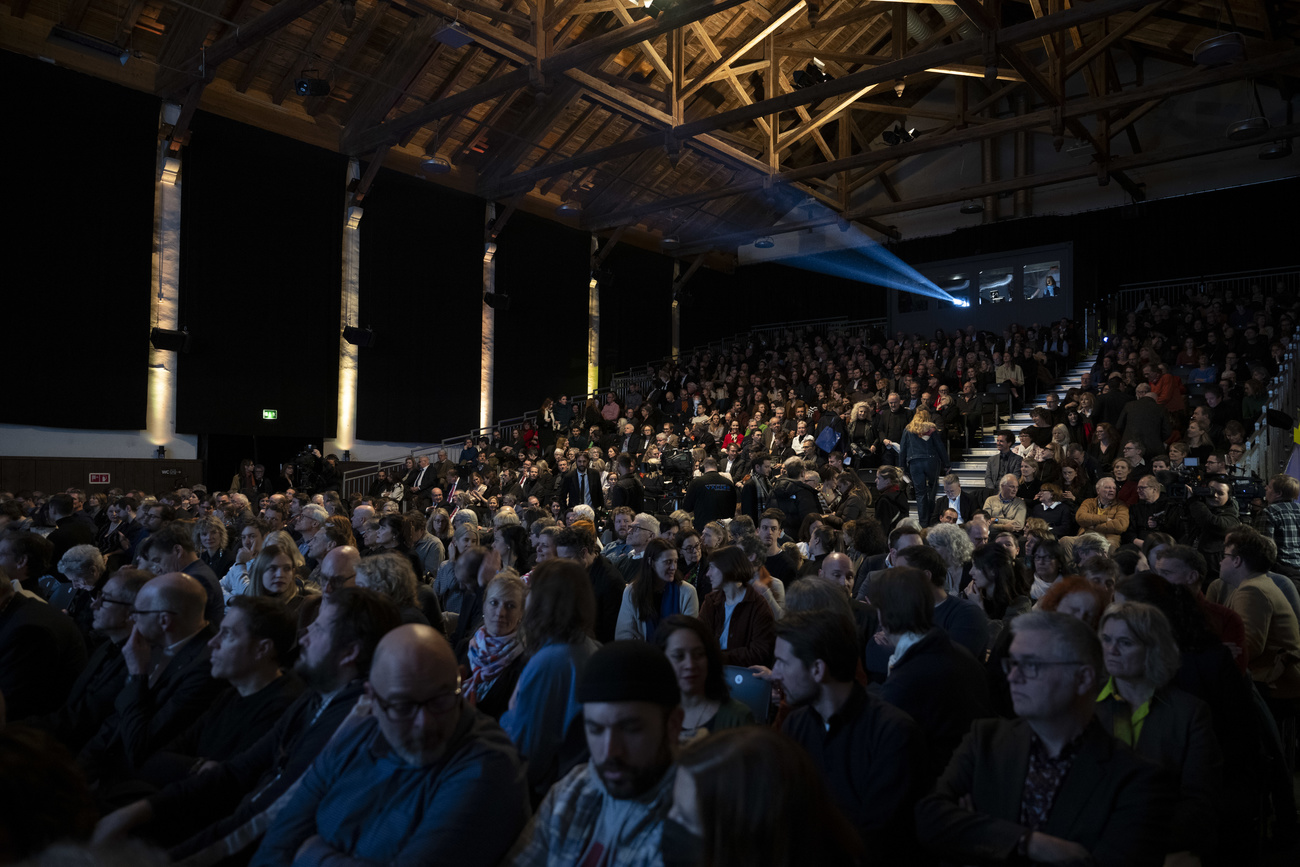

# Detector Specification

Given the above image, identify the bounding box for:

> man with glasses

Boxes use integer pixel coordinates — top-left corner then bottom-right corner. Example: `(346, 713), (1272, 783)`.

(78, 572), (222, 788)
(1186, 479), (1240, 581)
(1128, 475), (1180, 545)
(251, 624), (528, 867)
(94, 588), (401, 858)
(917, 611), (1174, 865)
(24, 568), (153, 751)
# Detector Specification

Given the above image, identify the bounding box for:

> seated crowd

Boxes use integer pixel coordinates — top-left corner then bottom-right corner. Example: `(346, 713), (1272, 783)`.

(0, 285), (1298, 865)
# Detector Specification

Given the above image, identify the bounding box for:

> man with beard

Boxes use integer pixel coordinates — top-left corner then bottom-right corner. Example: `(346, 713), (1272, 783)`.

(877, 393), (912, 467)
(252, 625), (529, 866)
(91, 588), (400, 858)
(510, 640), (682, 866)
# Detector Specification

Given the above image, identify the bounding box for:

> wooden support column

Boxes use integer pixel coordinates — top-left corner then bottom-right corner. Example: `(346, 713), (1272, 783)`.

(588, 235), (600, 393)
(148, 124), (183, 454)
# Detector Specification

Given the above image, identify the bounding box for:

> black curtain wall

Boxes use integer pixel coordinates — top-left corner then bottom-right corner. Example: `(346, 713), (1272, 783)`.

(176, 112), (346, 440)
(356, 169), (483, 442)
(4, 53), (157, 429)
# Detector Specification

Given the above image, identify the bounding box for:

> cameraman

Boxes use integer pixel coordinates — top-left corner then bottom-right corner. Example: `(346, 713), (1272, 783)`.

(1185, 477), (1241, 581)
(1256, 474), (1300, 579)
(1126, 473), (1184, 546)
(682, 457), (737, 527)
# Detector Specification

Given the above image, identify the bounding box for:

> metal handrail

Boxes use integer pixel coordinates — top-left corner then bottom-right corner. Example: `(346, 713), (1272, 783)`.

(1241, 328), (1299, 483)
(1107, 266), (1300, 324)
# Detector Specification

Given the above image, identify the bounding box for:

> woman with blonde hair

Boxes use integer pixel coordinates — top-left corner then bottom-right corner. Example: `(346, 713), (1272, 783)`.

(193, 515), (233, 579)
(899, 413), (949, 527)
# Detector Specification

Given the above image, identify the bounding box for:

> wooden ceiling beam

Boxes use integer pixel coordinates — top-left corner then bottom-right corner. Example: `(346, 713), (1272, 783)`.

(60, 0), (92, 29)
(681, 0), (807, 101)
(156, 0), (331, 98)
(346, 0), (752, 153)
(270, 5), (344, 105)
(305, 0), (391, 117)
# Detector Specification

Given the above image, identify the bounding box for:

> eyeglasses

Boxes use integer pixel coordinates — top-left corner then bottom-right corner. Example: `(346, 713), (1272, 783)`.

(1000, 658), (1083, 679)
(130, 608), (177, 618)
(93, 595), (134, 608)
(370, 681), (463, 721)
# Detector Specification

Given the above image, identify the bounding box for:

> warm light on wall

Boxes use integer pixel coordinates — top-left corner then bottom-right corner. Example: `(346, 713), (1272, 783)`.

(587, 275), (600, 393)
(336, 161), (362, 451)
(481, 234), (497, 430)
(161, 156), (181, 185)
(148, 145), (181, 447)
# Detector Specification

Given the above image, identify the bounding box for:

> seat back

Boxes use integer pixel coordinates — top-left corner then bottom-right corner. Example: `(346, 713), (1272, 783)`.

(723, 665), (773, 723)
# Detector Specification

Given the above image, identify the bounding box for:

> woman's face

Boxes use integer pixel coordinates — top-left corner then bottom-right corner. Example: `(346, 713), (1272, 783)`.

(680, 536), (701, 565)
(1033, 549), (1060, 580)
(70, 565), (99, 592)
(492, 534), (511, 561)
(971, 566), (992, 592)
(1112, 460), (1130, 482)
(701, 527), (720, 550)
(431, 514), (449, 535)
(1057, 591), (1101, 629)
(375, 523), (396, 547)
(664, 628), (708, 698)
(654, 549), (680, 582)
(262, 554), (295, 596)
(706, 562), (724, 592)
(199, 526), (221, 551)
(484, 586), (523, 637)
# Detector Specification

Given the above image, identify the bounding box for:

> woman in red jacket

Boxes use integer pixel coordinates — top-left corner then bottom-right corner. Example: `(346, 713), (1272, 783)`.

(698, 545), (777, 668)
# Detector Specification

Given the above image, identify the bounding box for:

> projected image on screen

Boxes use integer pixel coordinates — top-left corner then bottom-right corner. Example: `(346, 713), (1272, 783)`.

(1024, 261), (1062, 300)
(978, 268), (1015, 305)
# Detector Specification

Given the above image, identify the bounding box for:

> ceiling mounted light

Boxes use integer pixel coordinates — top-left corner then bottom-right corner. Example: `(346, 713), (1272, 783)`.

(340, 0), (356, 27)
(1227, 116), (1269, 140)
(421, 156), (451, 174)
(1192, 32), (1246, 66)
(882, 122), (917, 146)
(793, 58), (832, 89)
(642, 0), (677, 19)
(893, 78), (905, 98)
(754, 236), (775, 249)
(556, 201), (581, 216)
(960, 200), (984, 214)
(661, 235), (680, 251)
(433, 20), (474, 48)
(1259, 139), (1293, 160)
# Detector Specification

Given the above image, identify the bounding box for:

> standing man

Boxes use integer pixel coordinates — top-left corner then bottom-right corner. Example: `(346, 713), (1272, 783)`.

(738, 452), (774, 523)
(682, 457), (737, 527)
(608, 454), (645, 514)
(510, 640), (682, 866)
(915, 612), (1174, 866)
(408, 456), (437, 511)
(557, 452), (604, 513)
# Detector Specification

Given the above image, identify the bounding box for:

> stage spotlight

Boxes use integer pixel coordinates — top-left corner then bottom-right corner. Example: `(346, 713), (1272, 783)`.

(882, 123), (917, 146)
(295, 70), (330, 96)
(793, 59), (832, 89)
(422, 156), (451, 174)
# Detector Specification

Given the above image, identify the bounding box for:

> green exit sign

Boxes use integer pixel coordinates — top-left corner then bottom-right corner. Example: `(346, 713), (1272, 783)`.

(262, 409), (278, 420)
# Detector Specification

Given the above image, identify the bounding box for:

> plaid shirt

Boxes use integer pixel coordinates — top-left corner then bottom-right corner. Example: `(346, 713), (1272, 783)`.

(510, 760), (673, 867)
(1257, 500), (1300, 570)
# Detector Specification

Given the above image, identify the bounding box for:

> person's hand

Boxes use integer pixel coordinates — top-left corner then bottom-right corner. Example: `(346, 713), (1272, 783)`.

(1026, 832), (1090, 863)
(312, 449), (322, 458)
(118, 531), (131, 551)
(872, 629), (893, 647)
(92, 800), (153, 845)
(748, 665), (774, 681)
(1148, 515), (1159, 529)
(478, 548), (502, 587)
(121, 624), (151, 678)
(235, 547), (255, 565)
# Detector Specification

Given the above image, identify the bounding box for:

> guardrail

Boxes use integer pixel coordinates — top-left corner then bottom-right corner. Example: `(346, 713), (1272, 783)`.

(1107, 266), (1300, 323)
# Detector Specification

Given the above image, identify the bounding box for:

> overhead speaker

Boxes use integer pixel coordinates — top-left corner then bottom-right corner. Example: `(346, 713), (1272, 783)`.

(150, 327), (191, 353)
(343, 326), (376, 347)
(483, 293), (511, 311)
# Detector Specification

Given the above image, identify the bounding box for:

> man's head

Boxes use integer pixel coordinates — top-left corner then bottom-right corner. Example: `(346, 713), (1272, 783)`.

(995, 431), (1014, 454)
(1152, 544), (1205, 588)
(1267, 474), (1300, 505)
(351, 504), (375, 531)
(91, 568), (152, 642)
(209, 596), (296, 683)
(1005, 611), (1104, 722)
(554, 525), (598, 567)
(320, 545), (361, 595)
(626, 513), (659, 554)
(1094, 477), (1117, 506)
(942, 475), (962, 500)
(887, 525), (924, 562)
(0, 531), (53, 584)
(998, 474), (1019, 501)
(296, 587), (401, 693)
(140, 523), (198, 575)
(296, 504), (328, 537)
(130, 572), (209, 644)
(1135, 475), (1162, 504)
(610, 508), (634, 542)
(758, 509), (785, 550)
(367, 625), (463, 766)
(818, 552), (854, 595)
(578, 641), (682, 799)
(1221, 527), (1273, 587)
(139, 503), (173, 535)
(773, 610), (859, 704)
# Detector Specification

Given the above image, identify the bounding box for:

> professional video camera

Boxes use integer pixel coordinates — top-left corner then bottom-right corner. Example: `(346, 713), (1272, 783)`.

(294, 444), (324, 493)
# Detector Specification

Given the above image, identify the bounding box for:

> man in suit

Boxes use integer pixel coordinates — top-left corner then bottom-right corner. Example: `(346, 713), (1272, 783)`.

(984, 431), (1023, 491)
(614, 422), (644, 460)
(1096, 375), (1131, 428)
(915, 611), (1175, 866)
(47, 493), (97, 565)
(683, 457), (738, 527)
(23, 568), (152, 751)
(877, 393), (912, 466)
(407, 456), (437, 511)
(556, 452), (604, 513)
(607, 453), (644, 514)
(931, 475), (979, 527)
(0, 531), (88, 720)
(1116, 383), (1173, 459)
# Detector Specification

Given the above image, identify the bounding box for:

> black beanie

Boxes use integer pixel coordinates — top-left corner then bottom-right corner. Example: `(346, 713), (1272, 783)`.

(577, 640), (680, 707)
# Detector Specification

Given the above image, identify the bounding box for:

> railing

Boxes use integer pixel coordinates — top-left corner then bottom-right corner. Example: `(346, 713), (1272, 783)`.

(1241, 327), (1299, 483)
(1107, 266), (1300, 323)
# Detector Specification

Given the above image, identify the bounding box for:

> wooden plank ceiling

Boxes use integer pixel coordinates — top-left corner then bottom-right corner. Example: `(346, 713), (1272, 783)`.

(5, 0), (1298, 258)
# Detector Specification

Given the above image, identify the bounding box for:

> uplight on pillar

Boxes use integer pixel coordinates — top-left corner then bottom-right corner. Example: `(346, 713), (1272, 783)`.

(148, 143), (182, 450)
(336, 159), (362, 453)
(481, 207), (497, 430)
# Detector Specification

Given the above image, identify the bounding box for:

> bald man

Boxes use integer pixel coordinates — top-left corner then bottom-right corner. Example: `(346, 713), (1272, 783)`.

(320, 545), (361, 595)
(819, 552), (856, 596)
(250, 625), (529, 867)
(78, 573), (224, 787)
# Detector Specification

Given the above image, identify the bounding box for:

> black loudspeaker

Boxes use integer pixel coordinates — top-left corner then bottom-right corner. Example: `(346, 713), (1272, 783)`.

(150, 327), (191, 353)
(343, 326), (376, 347)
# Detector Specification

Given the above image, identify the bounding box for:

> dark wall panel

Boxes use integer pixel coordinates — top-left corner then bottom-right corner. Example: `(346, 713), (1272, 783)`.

(3, 53), (156, 429)
(597, 244), (675, 377)
(493, 210), (592, 416)
(176, 112), (345, 439)
(356, 170), (483, 441)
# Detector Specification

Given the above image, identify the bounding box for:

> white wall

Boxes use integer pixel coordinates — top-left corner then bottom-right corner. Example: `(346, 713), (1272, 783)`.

(322, 438), (437, 462)
(0, 425), (199, 459)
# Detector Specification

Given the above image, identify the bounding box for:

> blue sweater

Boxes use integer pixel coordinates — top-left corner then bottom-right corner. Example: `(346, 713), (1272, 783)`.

(501, 638), (601, 798)
(250, 709), (528, 867)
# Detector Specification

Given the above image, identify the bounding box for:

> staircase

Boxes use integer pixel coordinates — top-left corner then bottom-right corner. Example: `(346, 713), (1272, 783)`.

(927, 355), (1097, 508)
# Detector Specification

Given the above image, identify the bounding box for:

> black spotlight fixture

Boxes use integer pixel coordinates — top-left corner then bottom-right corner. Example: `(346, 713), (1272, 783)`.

(343, 326), (377, 347)
(484, 293), (511, 311)
(295, 69), (330, 97)
(150, 327), (191, 353)
(882, 122), (918, 146)
(960, 200), (984, 214)
(642, 0), (677, 19)
(793, 59), (832, 89)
